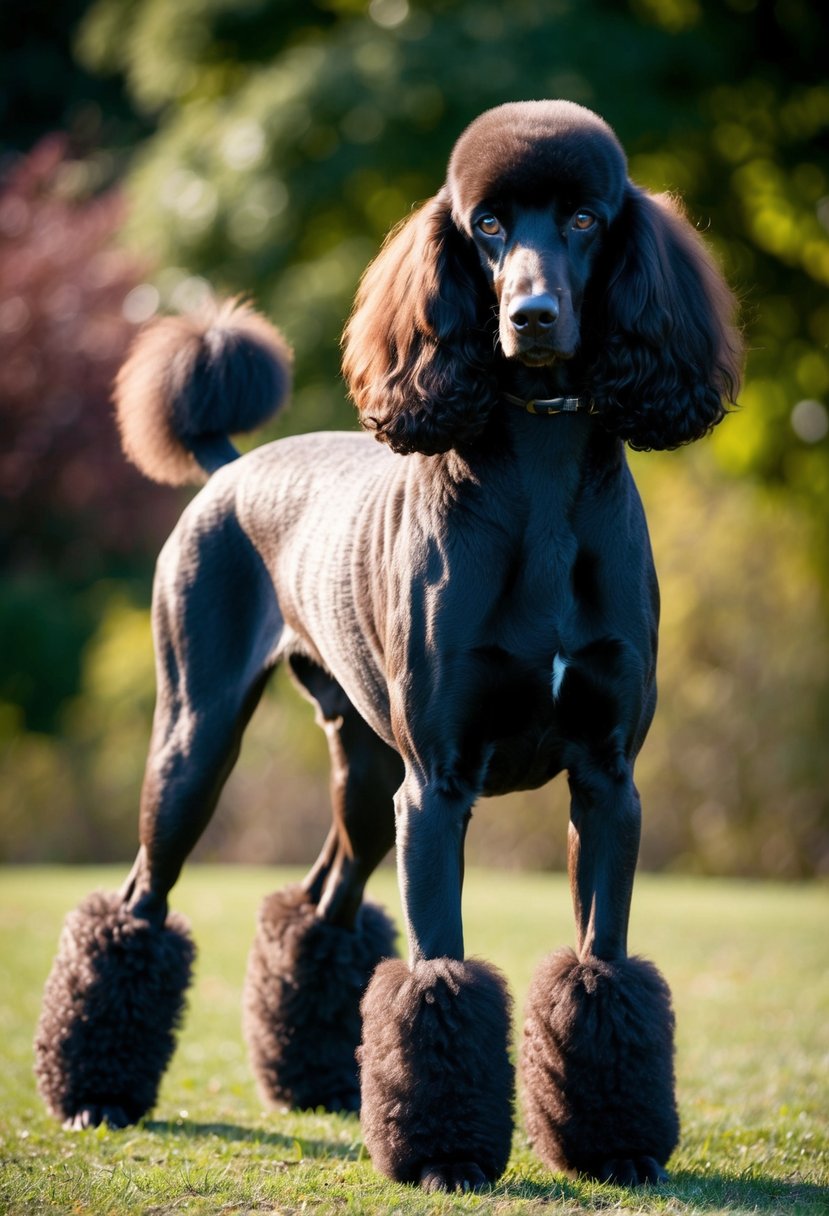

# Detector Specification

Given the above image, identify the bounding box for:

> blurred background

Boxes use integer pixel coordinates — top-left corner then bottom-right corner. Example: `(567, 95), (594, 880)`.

(1, 0), (827, 877)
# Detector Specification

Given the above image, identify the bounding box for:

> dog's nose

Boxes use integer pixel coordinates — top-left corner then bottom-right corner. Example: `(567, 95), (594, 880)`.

(508, 293), (560, 338)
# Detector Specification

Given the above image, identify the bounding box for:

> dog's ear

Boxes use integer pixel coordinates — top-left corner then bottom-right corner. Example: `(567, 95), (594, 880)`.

(342, 189), (498, 455)
(587, 187), (743, 450)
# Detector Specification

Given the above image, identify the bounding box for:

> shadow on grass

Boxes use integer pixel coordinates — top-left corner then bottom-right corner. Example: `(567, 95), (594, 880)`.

(504, 1171), (828, 1211)
(142, 1118), (357, 1160)
(664, 1169), (829, 1212)
(139, 1133), (828, 1209)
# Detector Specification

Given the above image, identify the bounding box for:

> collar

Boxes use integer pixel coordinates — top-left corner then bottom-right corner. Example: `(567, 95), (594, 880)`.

(504, 392), (596, 416)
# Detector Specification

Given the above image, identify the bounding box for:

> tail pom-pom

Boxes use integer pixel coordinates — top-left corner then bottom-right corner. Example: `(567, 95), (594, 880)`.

(115, 299), (293, 485)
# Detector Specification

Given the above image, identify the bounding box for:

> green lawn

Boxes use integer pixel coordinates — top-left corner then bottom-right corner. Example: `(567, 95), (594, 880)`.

(1, 866), (826, 1215)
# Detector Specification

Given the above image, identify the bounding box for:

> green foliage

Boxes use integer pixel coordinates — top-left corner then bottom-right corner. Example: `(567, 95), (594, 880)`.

(0, 591), (152, 861)
(1, 867), (827, 1213)
(632, 453), (829, 875)
(3, 1), (828, 874)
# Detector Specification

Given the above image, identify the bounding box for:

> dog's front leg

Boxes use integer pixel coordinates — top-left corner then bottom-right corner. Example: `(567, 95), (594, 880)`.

(521, 762), (679, 1185)
(358, 766), (514, 1193)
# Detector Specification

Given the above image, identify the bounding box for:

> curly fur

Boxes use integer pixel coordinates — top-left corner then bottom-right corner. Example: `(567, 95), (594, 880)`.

(243, 885), (397, 1112)
(342, 195), (500, 455)
(358, 957), (514, 1188)
(584, 189), (741, 450)
(342, 99), (741, 455)
(34, 891), (194, 1127)
(115, 298), (292, 485)
(520, 948), (679, 1182)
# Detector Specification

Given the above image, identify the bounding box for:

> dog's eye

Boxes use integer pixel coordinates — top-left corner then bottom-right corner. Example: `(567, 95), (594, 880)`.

(572, 210), (596, 231)
(476, 214), (502, 237)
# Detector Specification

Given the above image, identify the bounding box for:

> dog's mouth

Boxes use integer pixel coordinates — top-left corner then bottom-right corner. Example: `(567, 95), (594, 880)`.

(499, 325), (578, 367)
(517, 348), (563, 367)
(513, 344), (576, 368)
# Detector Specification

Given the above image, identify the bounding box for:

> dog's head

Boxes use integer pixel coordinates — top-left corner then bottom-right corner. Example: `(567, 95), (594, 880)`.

(343, 100), (742, 455)
(448, 101), (626, 370)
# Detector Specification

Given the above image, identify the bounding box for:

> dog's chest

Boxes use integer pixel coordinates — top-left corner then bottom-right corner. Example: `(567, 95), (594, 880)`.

(465, 551), (617, 793)
(464, 641), (565, 794)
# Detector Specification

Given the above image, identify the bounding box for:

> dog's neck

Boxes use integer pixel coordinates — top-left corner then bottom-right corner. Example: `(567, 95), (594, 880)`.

(497, 359), (593, 416)
(497, 357), (579, 398)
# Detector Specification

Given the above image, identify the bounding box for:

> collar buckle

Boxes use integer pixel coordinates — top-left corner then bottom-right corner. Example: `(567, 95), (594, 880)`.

(504, 393), (594, 416)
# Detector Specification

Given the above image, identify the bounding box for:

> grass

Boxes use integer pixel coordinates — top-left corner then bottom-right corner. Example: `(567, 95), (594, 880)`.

(0, 865), (827, 1215)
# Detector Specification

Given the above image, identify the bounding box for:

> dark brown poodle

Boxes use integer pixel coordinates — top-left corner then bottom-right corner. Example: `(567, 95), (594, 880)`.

(36, 100), (741, 1191)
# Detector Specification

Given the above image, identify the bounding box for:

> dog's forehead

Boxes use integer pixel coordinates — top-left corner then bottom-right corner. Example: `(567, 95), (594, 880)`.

(447, 100), (628, 224)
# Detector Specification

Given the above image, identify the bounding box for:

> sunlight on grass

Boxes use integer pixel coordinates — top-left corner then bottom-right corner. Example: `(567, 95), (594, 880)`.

(1, 866), (826, 1214)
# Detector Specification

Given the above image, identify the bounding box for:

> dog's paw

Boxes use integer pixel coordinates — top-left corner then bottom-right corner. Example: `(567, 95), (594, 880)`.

(63, 1104), (132, 1131)
(419, 1162), (489, 1193)
(594, 1156), (668, 1186)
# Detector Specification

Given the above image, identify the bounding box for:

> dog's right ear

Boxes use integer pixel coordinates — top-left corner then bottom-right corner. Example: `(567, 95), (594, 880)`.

(342, 189), (498, 455)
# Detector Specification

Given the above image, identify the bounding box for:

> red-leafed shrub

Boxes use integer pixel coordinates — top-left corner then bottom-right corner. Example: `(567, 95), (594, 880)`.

(0, 134), (178, 580)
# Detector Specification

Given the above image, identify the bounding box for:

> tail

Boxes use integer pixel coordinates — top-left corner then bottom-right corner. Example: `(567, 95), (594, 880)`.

(114, 298), (292, 486)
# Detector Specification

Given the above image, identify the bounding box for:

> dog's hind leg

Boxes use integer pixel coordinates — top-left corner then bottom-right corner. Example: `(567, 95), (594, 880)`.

(521, 756), (679, 1185)
(123, 506), (288, 921)
(291, 653), (401, 926)
(35, 509), (281, 1129)
(243, 655), (399, 1111)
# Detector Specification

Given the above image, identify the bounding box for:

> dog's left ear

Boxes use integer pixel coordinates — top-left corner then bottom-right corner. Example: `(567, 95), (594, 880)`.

(342, 189), (497, 455)
(588, 187), (743, 450)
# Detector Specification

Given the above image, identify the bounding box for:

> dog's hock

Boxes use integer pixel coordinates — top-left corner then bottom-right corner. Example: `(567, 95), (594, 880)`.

(34, 891), (194, 1128)
(520, 947), (679, 1185)
(358, 956), (514, 1192)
